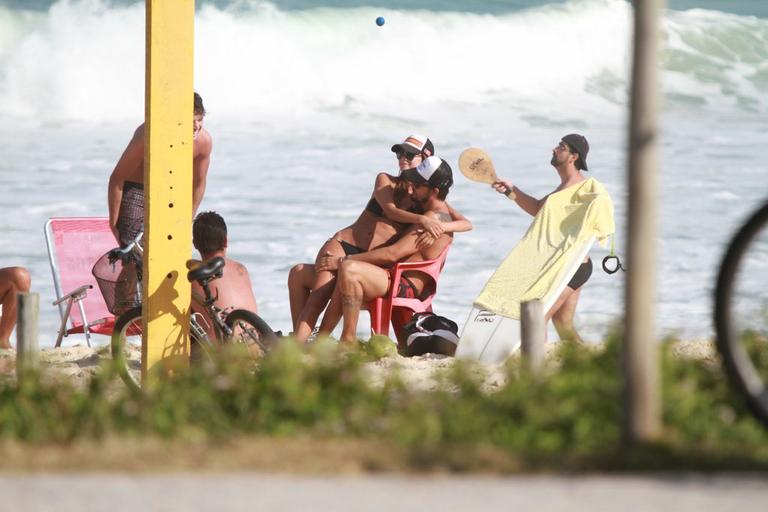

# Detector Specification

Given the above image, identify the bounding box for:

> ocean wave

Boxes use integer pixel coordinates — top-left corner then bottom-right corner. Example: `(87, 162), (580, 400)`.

(0, 0), (765, 123)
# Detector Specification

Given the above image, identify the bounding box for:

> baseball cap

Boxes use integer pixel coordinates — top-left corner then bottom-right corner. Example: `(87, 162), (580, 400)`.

(561, 133), (589, 171)
(391, 134), (435, 157)
(401, 156), (453, 191)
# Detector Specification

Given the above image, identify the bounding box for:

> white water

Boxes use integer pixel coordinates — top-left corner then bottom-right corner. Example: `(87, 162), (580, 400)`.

(1, 0), (766, 345)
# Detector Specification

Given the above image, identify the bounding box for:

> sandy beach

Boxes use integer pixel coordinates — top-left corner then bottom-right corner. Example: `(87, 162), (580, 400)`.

(0, 338), (718, 391)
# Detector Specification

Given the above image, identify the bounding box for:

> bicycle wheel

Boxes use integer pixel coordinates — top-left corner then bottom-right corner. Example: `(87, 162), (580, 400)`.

(224, 309), (278, 355)
(714, 201), (768, 426)
(111, 305), (143, 392)
(112, 308), (222, 388)
(189, 314), (217, 364)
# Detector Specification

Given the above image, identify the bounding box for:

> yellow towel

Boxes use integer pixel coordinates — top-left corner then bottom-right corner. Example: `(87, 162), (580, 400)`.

(474, 177), (615, 319)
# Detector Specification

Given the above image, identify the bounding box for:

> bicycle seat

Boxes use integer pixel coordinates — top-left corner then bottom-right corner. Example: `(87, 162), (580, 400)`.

(186, 256), (225, 283)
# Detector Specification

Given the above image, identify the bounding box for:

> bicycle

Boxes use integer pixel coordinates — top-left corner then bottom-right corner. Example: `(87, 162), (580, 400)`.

(714, 200), (768, 426)
(94, 232), (277, 391)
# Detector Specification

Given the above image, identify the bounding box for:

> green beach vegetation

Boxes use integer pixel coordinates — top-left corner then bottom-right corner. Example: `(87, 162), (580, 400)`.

(0, 335), (767, 472)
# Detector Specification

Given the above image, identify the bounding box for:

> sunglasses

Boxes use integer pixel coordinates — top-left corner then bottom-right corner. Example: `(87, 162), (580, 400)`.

(395, 150), (420, 162)
(556, 142), (575, 153)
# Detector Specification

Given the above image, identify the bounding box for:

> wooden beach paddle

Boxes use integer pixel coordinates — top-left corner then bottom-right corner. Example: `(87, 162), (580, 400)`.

(458, 148), (514, 198)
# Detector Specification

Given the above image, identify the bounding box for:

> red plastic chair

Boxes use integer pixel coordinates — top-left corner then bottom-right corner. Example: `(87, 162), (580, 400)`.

(44, 217), (118, 347)
(366, 244), (451, 340)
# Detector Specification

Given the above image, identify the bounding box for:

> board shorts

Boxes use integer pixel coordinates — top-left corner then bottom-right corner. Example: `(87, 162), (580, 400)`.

(567, 258), (593, 290)
(117, 181), (144, 247)
(396, 274), (431, 301)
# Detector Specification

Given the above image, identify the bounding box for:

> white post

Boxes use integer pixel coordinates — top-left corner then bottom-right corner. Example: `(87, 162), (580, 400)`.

(16, 292), (40, 381)
(521, 299), (545, 375)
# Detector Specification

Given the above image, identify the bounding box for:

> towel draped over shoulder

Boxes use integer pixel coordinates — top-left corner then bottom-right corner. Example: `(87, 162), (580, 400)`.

(474, 177), (615, 319)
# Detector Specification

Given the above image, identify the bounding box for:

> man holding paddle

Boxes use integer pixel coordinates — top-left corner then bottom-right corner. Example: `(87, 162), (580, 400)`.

(492, 134), (590, 214)
(460, 134), (614, 344)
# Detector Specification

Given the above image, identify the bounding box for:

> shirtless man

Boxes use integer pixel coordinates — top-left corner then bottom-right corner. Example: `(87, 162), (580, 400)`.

(316, 156), (456, 346)
(191, 211), (258, 322)
(288, 135), (471, 342)
(492, 133), (596, 343)
(0, 266), (31, 349)
(108, 92), (213, 245)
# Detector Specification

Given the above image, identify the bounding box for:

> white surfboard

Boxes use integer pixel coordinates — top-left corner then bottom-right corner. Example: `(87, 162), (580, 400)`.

(455, 237), (596, 364)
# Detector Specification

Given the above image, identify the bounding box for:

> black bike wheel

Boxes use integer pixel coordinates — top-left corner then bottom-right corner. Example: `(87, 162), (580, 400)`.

(111, 305), (143, 392)
(714, 201), (768, 426)
(224, 309), (278, 355)
(189, 317), (218, 365)
(111, 308), (222, 387)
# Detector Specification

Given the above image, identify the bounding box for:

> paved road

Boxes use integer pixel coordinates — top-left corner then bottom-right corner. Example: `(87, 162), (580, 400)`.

(2, 473), (768, 511)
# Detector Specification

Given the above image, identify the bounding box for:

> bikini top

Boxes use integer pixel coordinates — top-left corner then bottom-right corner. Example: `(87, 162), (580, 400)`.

(365, 196), (422, 218)
(365, 196), (385, 216)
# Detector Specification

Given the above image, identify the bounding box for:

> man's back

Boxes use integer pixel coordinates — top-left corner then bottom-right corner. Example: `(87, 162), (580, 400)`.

(192, 256), (258, 317)
(112, 123), (212, 187)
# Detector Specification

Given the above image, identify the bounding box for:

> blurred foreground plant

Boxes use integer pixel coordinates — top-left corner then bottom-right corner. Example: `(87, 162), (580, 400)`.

(0, 334), (767, 470)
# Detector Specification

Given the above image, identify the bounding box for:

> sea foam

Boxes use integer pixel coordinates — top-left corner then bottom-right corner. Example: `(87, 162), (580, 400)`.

(0, 0), (765, 124)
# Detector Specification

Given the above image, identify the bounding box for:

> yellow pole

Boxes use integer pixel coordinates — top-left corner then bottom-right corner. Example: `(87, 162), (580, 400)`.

(143, 0), (195, 384)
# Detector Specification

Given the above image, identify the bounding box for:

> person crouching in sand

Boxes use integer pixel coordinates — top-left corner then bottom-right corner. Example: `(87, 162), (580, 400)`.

(191, 212), (259, 342)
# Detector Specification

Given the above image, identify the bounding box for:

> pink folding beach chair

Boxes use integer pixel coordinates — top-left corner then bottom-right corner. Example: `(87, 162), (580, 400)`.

(44, 217), (118, 347)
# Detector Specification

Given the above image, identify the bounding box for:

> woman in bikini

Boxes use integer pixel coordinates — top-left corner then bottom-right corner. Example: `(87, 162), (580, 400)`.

(289, 135), (471, 342)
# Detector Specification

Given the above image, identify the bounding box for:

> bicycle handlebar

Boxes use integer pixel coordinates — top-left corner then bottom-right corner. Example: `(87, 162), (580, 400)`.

(116, 231), (144, 255)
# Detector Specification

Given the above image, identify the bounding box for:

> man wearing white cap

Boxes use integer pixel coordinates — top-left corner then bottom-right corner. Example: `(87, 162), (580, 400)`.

(316, 156), (457, 347)
(289, 136), (471, 343)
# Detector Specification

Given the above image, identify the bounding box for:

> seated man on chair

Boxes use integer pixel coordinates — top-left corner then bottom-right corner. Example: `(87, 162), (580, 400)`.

(0, 266), (31, 349)
(316, 156), (457, 347)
